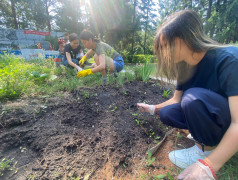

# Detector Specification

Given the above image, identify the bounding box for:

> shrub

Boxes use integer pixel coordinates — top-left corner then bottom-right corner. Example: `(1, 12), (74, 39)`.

(123, 54), (155, 64)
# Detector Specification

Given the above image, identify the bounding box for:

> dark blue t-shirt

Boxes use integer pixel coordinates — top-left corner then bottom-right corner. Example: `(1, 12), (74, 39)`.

(176, 46), (238, 98)
(64, 43), (82, 59)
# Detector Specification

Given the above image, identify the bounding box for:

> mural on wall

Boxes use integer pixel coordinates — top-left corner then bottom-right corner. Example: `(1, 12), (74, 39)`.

(0, 28), (65, 60)
(0, 29), (17, 49)
(0, 28), (64, 50)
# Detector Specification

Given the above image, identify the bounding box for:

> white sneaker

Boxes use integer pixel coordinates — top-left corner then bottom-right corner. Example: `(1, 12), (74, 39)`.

(187, 133), (194, 140)
(169, 145), (212, 169)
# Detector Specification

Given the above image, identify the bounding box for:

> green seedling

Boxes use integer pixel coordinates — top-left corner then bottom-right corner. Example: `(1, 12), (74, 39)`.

(0, 158), (14, 176)
(147, 150), (155, 166)
(26, 174), (35, 180)
(155, 136), (160, 140)
(135, 119), (140, 125)
(162, 89), (171, 99)
(109, 104), (117, 112)
(153, 136), (161, 144)
(151, 174), (166, 179)
(132, 113), (138, 116)
(167, 171), (174, 180)
(176, 132), (183, 139)
(83, 91), (90, 99)
(149, 129), (155, 137)
(1, 107), (7, 115)
(113, 105), (117, 111)
(123, 163), (127, 168)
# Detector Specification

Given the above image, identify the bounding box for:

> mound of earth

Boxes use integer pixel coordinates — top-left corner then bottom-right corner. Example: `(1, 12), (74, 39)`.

(0, 80), (193, 180)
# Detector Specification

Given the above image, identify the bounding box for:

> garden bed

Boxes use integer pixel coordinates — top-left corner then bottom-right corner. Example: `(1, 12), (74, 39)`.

(0, 80), (193, 180)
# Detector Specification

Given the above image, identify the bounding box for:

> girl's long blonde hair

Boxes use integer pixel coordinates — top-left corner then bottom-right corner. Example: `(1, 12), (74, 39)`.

(154, 10), (223, 81)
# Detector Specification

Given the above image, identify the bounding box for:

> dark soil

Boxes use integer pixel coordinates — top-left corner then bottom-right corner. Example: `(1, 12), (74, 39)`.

(0, 80), (193, 180)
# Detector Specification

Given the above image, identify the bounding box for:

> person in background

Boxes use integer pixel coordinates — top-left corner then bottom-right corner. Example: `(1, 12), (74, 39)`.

(54, 38), (66, 66)
(58, 38), (65, 58)
(137, 10), (238, 179)
(64, 32), (70, 44)
(76, 30), (124, 85)
(62, 33), (84, 72)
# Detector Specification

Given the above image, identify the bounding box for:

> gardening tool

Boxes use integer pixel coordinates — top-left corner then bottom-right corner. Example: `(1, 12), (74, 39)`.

(149, 128), (175, 156)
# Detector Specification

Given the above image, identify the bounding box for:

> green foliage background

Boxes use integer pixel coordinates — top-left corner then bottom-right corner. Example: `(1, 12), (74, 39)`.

(1, 0), (237, 57)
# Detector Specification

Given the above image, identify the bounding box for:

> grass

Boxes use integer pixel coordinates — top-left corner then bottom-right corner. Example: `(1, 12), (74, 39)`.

(217, 152), (238, 179)
(0, 55), (155, 101)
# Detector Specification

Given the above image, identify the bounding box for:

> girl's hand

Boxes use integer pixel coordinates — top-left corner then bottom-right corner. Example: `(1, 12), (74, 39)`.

(178, 160), (216, 180)
(137, 103), (155, 115)
(76, 66), (82, 72)
(77, 69), (93, 78)
(79, 56), (87, 66)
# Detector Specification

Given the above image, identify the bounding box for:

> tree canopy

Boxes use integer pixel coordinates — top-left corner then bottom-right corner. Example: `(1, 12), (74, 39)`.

(0, 0), (237, 54)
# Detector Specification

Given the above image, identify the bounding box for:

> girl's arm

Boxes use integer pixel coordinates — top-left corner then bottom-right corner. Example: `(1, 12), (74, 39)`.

(85, 49), (95, 59)
(206, 95), (238, 172)
(91, 54), (106, 73)
(154, 90), (183, 111)
(66, 52), (79, 68)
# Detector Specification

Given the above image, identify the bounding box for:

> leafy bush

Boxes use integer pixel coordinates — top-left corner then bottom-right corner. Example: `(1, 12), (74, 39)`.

(134, 62), (153, 82)
(0, 55), (60, 100)
(45, 36), (59, 50)
(123, 54), (155, 64)
(0, 55), (28, 99)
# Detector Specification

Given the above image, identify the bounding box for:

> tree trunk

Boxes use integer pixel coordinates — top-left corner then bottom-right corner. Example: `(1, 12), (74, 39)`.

(10, 0), (18, 29)
(205, 0), (213, 34)
(45, 0), (51, 32)
(131, 0), (137, 54)
(143, 8), (148, 55)
(207, 0), (213, 19)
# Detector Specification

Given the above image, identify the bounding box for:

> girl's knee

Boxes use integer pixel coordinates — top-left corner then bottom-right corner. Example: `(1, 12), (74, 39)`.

(159, 106), (173, 123)
(181, 88), (208, 109)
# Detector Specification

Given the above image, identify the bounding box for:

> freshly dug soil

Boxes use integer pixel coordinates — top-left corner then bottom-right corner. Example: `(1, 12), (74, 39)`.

(0, 80), (193, 180)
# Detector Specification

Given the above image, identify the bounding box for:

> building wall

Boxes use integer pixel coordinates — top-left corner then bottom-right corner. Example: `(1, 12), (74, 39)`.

(0, 28), (64, 50)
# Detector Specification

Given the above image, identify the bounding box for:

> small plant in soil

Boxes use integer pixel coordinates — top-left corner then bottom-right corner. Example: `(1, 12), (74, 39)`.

(175, 132), (183, 139)
(146, 150), (155, 166)
(162, 89), (171, 99)
(167, 171), (174, 180)
(135, 119), (140, 125)
(82, 91), (90, 99)
(109, 104), (117, 112)
(151, 174), (166, 179)
(149, 129), (155, 138)
(153, 136), (161, 144)
(1, 107), (8, 116)
(0, 158), (14, 176)
(123, 163), (127, 168)
(26, 174), (35, 180)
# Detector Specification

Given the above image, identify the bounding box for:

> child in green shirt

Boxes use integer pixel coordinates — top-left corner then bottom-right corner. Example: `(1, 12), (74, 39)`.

(77, 30), (124, 84)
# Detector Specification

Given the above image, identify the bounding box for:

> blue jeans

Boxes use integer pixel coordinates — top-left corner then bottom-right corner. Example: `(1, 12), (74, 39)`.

(113, 55), (124, 72)
(62, 57), (79, 68)
(158, 88), (231, 146)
